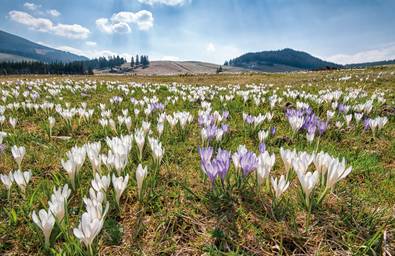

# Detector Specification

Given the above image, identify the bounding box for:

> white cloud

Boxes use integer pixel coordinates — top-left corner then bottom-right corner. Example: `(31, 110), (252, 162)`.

(47, 9), (61, 17)
(137, 0), (188, 6)
(8, 10), (90, 39)
(52, 44), (133, 60)
(326, 43), (395, 64)
(9, 10), (52, 32)
(202, 44), (243, 64)
(161, 55), (180, 61)
(23, 2), (40, 11)
(206, 42), (216, 52)
(52, 24), (90, 39)
(96, 10), (154, 34)
(85, 41), (97, 47)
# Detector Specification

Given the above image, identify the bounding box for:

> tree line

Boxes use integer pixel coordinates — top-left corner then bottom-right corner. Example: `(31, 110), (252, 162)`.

(0, 54), (151, 75)
(130, 55), (150, 68)
(0, 61), (87, 75)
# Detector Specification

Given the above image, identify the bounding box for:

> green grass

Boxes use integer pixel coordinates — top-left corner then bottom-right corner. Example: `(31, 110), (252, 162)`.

(0, 66), (394, 255)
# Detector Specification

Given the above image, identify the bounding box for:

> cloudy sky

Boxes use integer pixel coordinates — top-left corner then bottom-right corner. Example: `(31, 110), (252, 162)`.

(1, 0), (395, 64)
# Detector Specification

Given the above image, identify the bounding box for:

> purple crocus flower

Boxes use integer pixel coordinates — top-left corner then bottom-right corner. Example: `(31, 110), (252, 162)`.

(271, 127), (276, 135)
(240, 151), (258, 176)
(245, 115), (254, 124)
(338, 104), (346, 113)
(222, 111), (229, 120)
(202, 161), (218, 186)
(317, 121), (328, 135)
(221, 124), (229, 133)
(206, 125), (218, 141)
(198, 147), (213, 171)
(0, 144), (6, 154)
(363, 118), (371, 130)
(216, 149), (231, 180)
(258, 143), (266, 154)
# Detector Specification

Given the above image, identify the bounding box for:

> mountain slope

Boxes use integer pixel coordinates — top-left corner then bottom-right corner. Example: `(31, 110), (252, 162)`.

(97, 61), (249, 75)
(228, 48), (341, 72)
(0, 30), (88, 63)
(345, 59), (395, 68)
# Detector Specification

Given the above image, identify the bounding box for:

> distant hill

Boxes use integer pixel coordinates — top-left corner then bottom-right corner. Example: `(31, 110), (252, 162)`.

(345, 59), (395, 68)
(95, 60), (249, 75)
(226, 48), (341, 72)
(0, 30), (88, 63)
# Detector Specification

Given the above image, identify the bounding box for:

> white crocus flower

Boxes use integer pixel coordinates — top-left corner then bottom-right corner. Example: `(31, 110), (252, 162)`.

(91, 173), (111, 193)
(9, 117), (17, 128)
(11, 145), (25, 170)
(48, 116), (55, 137)
(288, 115), (304, 132)
(258, 130), (269, 143)
(157, 122), (164, 137)
(13, 169), (32, 194)
(280, 147), (295, 176)
(48, 184), (71, 222)
(32, 209), (55, 246)
(326, 158), (352, 189)
(0, 131), (7, 143)
(296, 171), (319, 209)
(112, 174), (129, 206)
(313, 151), (332, 176)
(61, 158), (77, 189)
(73, 212), (104, 253)
(1, 172), (14, 199)
(271, 175), (290, 199)
(256, 151), (275, 186)
(142, 121), (151, 135)
(136, 164), (147, 199)
(134, 129), (145, 161)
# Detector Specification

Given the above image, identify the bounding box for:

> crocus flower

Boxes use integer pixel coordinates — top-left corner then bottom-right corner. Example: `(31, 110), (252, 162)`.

(1, 172), (13, 199)
(48, 116), (55, 137)
(73, 212), (104, 253)
(313, 151), (332, 176)
(271, 175), (289, 199)
(317, 121), (328, 135)
(135, 129), (145, 161)
(198, 147), (213, 173)
(49, 184), (71, 222)
(112, 174), (129, 206)
(13, 169), (32, 194)
(32, 209), (55, 246)
(326, 158), (352, 189)
(91, 173), (111, 193)
(11, 145), (25, 170)
(256, 151), (275, 186)
(258, 143), (266, 154)
(0, 131), (7, 144)
(288, 115), (304, 132)
(271, 126), (276, 136)
(258, 130), (269, 143)
(240, 151), (258, 176)
(215, 148), (231, 182)
(296, 171), (319, 209)
(61, 158), (77, 189)
(136, 164), (147, 198)
(202, 161), (218, 186)
(280, 148), (295, 175)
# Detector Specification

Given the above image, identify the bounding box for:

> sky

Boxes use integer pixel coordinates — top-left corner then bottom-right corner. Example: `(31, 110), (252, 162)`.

(1, 0), (395, 64)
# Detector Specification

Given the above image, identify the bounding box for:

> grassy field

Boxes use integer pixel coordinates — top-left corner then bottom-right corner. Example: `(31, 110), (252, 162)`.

(0, 66), (394, 255)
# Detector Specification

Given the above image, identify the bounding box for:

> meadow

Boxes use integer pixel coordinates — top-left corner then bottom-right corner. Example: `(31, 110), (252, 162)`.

(0, 66), (394, 255)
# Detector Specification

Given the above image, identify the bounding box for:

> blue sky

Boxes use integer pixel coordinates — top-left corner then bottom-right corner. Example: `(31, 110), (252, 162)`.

(1, 0), (395, 64)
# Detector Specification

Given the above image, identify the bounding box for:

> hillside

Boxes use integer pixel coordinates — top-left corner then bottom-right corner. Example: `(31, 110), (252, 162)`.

(345, 59), (395, 68)
(96, 61), (250, 75)
(0, 30), (88, 63)
(227, 48), (341, 72)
